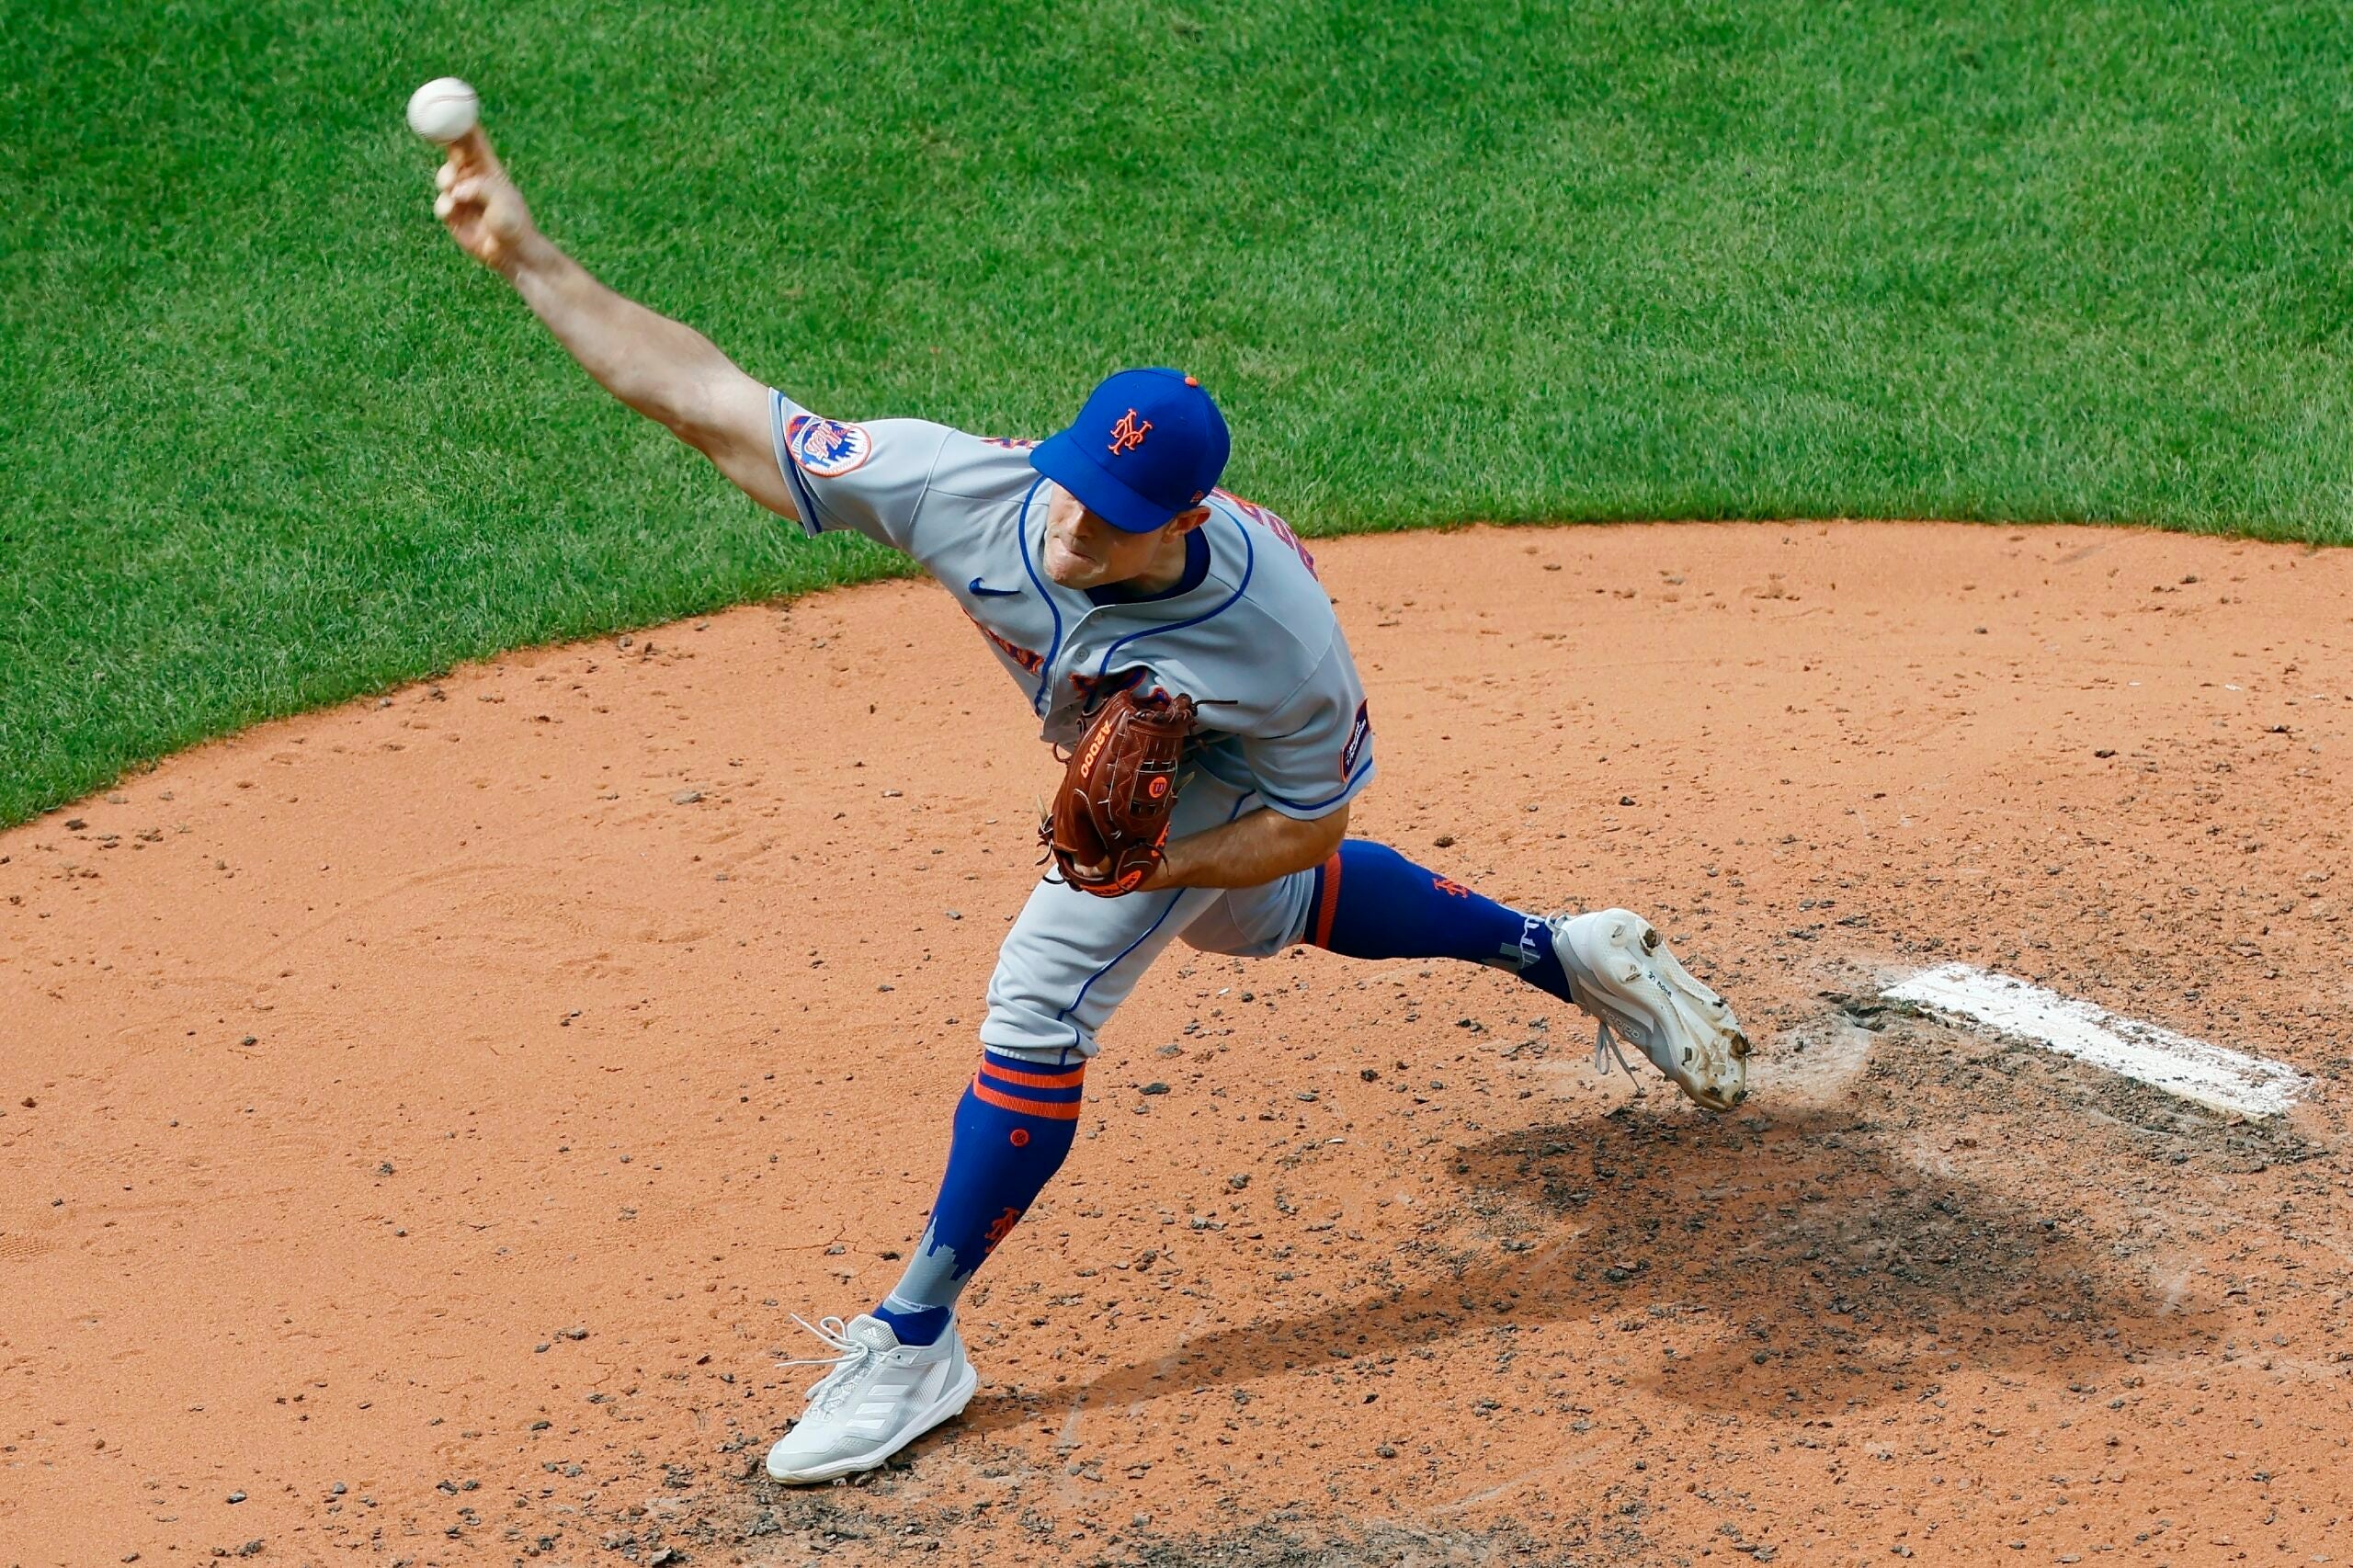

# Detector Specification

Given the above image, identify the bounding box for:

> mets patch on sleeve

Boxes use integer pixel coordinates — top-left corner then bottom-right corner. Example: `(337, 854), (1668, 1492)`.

(784, 415), (874, 478)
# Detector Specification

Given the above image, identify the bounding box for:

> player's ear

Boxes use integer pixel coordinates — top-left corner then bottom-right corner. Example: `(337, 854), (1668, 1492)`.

(1167, 506), (1211, 536)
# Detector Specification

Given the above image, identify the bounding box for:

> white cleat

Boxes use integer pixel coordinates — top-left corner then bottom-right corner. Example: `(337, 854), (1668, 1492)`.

(764, 1312), (979, 1484)
(1552, 908), (1751, 1111)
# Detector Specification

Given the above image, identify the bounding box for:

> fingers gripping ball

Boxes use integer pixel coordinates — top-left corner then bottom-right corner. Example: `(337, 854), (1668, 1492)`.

(406, 77), (480, 143)
(1040, 688), (1198, 897)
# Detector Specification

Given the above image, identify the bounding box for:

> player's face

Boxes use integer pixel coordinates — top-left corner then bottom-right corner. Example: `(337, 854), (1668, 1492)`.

(1041, 489), (1166, 589)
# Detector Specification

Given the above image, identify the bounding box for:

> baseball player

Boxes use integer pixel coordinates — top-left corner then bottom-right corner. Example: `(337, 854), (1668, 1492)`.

(426, 124), (1749, 1484)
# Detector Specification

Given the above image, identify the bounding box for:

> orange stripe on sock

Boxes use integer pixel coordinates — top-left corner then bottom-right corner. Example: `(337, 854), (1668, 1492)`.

(1311, 850), (1344, 948)
(981, 1060), (1087, 1090)
(971, 1078), (1083, 1119)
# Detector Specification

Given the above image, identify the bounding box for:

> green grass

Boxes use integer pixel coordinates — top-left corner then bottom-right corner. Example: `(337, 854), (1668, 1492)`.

(5, 0), (2351, 825)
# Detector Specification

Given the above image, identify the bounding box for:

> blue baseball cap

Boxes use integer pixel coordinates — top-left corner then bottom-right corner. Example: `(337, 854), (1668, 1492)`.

(1030, 368), (1232, 534)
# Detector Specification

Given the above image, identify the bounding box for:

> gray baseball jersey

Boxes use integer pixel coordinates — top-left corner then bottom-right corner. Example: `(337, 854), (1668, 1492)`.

(768, 390), (1375, 1062)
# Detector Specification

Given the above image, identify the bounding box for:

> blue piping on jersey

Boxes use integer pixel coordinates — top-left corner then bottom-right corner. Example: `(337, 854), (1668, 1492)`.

(1014, 476), (1065, 715)
(1259, 756), (1376, 815)
(1057, 891), (1186, 1049)
(1087, 510), (1256, 681)
(769, 390), (825, 536)
(1053, 790), (1256, 1049)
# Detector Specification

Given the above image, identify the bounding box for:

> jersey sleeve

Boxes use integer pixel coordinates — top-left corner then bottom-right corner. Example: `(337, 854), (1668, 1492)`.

(767, 389), (953, 554)
(1236, 637), (1377, 820)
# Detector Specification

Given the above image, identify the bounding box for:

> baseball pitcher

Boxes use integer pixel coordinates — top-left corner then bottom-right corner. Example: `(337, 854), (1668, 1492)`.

(426, 120), (1749, 1484)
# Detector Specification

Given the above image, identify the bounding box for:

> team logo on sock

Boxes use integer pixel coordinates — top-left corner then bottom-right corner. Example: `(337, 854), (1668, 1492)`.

(981, 1205), (1025, 1260)
(785, 414), (873, 477)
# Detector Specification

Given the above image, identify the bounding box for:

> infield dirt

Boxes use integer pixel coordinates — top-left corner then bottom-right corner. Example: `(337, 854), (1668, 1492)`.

(3, 522), (2349, 1566)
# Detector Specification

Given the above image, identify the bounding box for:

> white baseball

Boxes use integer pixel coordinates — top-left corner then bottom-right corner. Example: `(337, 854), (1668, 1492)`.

(405, 77), (480, 143)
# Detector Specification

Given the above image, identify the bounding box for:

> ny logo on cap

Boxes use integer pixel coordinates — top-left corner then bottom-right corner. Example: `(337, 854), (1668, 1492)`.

(1107, 408), (1152, 455)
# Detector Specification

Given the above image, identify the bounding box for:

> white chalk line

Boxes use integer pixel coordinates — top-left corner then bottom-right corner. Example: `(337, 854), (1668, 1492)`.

(1881, 963), (2310, 1119)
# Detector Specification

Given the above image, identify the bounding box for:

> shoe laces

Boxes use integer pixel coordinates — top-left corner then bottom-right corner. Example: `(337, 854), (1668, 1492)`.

(1552, 914), (1644, 1085)
(1592, 1017), (1641, 1084)
(778, 1313), (876, 1410)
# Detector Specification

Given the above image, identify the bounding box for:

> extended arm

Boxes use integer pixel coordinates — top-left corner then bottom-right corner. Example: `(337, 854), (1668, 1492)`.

(1142, 803), (1348, 892)
(428, 128), (794, 517)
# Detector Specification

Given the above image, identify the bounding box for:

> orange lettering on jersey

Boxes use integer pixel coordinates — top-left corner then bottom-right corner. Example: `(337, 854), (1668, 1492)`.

(961, 609), (1044, 676)
(1432, 876), (1472, 899)
(1068, 667), (1150, 707)
(1216, 487), (1319, 578)
(1107, 409), (1152, 455)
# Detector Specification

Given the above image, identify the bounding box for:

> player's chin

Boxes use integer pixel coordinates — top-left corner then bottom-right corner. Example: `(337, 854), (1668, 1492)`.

(1043, 551), (1099, 587)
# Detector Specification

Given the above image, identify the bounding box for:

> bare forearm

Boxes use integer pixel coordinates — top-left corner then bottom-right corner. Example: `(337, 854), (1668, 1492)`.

(1154, 807), (1347, 891)
(429, 128), (790, 511)
(501, 232), (736, 436)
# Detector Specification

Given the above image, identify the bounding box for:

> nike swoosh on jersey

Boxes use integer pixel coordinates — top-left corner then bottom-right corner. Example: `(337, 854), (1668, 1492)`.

(968, 579), (1021, 598)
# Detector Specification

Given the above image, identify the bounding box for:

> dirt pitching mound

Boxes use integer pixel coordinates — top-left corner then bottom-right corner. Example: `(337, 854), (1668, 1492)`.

(3, 522), (2349, 1566)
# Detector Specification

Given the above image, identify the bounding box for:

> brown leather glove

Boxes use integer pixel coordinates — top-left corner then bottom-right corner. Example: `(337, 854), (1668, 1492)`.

(1040, 688), (1198, 896)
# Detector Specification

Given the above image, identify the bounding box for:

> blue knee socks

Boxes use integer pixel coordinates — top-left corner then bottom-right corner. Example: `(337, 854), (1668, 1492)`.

(871, 1050), (1084, 1346)
(870, 843), (1560, 1348)
(1303, 840), (1574, 1004)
